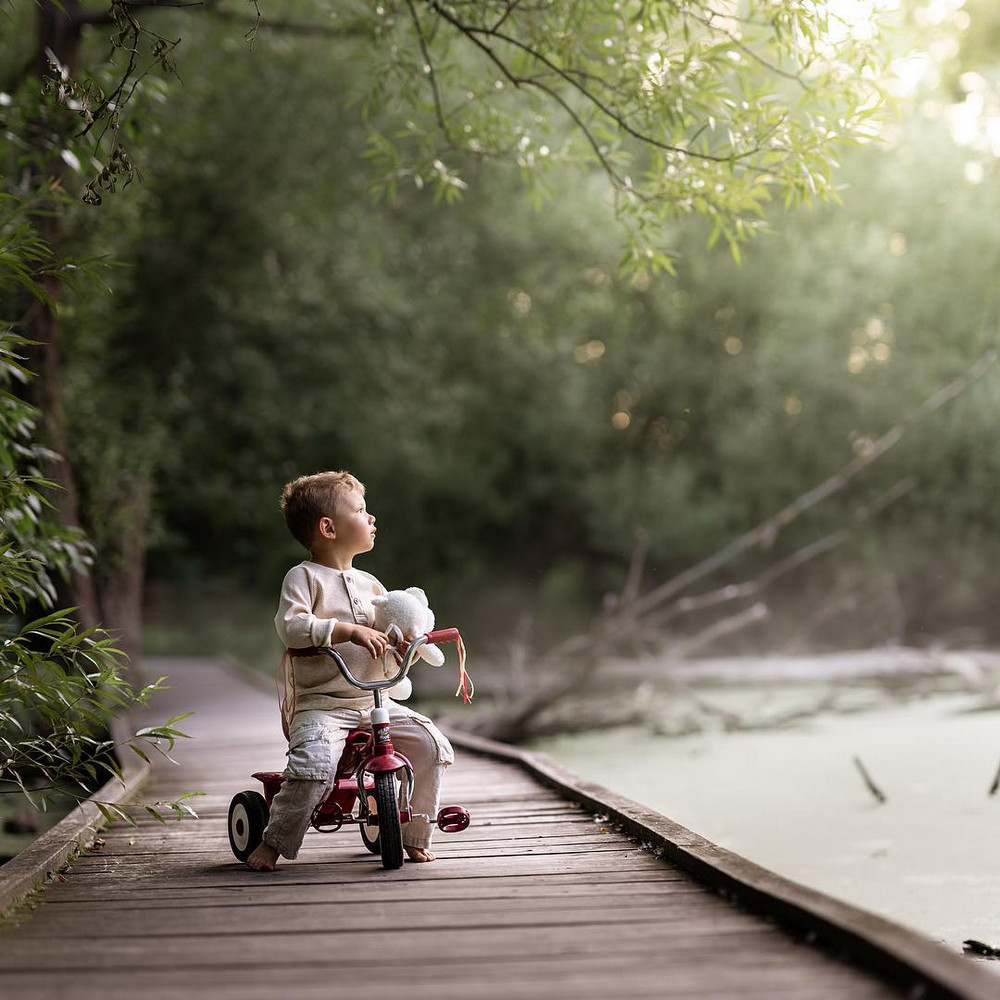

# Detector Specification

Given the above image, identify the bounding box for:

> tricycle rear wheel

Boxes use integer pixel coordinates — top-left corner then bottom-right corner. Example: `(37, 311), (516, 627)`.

(374, 771), (404, 870)
(228, 790), (268, 862)
(360, 791), (381, 854)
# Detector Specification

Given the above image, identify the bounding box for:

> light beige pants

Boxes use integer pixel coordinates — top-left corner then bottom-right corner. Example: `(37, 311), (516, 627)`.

(262, 702), (454, 858)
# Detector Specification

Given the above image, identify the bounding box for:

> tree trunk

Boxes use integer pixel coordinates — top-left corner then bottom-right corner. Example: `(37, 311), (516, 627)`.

(94, 477), (153, 673)
(23, 0), (100, 629)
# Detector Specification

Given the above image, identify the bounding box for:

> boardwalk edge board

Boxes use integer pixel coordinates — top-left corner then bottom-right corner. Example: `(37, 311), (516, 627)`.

(447, 729), (999, 1000)
(0, 717), (150, 915)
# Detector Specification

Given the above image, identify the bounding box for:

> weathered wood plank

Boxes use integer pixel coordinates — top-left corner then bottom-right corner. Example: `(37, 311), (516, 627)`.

(0, 921), (868, 970)
(69, 840), (641, 867)
(20, 882), (711, 916)
(96, 818), (609, 847)
(56, 852), (675, 885)
(0, 957), (898, 1000)
(32, 869), (693, 905)
(6, 898), (765, 937)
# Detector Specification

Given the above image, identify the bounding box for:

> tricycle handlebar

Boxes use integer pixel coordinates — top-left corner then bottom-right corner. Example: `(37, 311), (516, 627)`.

(322, 631), (457, 692)
(424, 628), (461, 645)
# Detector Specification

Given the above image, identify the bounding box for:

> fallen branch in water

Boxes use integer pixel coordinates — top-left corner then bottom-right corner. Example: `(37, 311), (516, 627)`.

(964, 939), (1000, 960)
(463, 352), (997, 743)
(853, 755), (888, 804)
(987, 759), (1000, 797)
(632, 350), (997, 620)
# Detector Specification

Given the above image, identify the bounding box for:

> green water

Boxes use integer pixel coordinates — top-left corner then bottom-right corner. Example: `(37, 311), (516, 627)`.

(533, 691), (1000, 958)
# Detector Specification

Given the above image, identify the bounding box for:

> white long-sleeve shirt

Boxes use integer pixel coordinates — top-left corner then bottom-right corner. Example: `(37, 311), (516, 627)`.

(275, 560), (412, 711)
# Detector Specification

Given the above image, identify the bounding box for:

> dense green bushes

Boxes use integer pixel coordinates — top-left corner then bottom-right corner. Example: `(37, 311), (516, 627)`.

(6, 4), (999, 664)
(0, 205), (191, 822)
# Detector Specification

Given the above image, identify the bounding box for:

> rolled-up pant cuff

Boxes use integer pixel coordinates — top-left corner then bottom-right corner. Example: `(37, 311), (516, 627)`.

(262, 776), (329, 860)
(402, 822), (432, 850)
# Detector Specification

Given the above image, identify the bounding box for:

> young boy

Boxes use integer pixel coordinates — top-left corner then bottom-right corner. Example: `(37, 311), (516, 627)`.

(246, 470), (454, 871)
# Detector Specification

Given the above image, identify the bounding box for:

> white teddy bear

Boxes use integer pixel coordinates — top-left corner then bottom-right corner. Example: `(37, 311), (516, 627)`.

(372, 587), (446, 668)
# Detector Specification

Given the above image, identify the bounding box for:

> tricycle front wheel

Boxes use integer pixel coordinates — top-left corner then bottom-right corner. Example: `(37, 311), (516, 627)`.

(374, 771), (404, 870)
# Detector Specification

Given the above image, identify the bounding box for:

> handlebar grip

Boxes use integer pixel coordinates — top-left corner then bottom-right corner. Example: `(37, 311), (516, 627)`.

(425, 628), (461, 645)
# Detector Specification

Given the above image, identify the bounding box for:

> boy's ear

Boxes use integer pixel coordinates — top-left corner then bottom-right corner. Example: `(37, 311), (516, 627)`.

(318, 516), (336, 539)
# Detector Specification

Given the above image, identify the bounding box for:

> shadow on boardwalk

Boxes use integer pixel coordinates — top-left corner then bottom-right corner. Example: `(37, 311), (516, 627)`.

(0, 657), (992, 1000)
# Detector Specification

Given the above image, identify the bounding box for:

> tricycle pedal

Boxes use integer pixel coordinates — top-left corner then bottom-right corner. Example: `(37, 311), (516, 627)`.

(437, 805), (470, 833)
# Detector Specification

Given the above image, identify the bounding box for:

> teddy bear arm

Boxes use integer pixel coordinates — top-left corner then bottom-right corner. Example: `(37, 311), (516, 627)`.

(419, 644), (446, 667)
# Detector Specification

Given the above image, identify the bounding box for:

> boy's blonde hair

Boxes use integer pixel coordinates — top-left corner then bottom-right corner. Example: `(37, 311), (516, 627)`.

(280, 470), (365, 550)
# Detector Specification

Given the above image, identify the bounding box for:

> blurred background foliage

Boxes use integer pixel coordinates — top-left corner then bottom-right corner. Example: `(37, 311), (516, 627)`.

(4, 0), (1000, 678)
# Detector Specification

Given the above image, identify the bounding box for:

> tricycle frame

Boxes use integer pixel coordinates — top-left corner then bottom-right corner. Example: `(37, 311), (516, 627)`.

(227, 630), (470, 870)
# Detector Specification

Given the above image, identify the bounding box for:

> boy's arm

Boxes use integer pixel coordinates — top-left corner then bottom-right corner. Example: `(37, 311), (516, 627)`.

(331, 621), (388, 659)
(274, 568), (388, 657)
(274, 567), (339, 649)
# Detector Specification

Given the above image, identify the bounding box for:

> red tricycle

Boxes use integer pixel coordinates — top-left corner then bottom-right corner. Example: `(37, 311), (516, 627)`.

(227, 629), (471, 870)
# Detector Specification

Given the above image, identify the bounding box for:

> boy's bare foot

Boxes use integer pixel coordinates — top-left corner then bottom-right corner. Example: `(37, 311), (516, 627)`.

(246, 842), (280, 871)
(405, 846), (436, 863)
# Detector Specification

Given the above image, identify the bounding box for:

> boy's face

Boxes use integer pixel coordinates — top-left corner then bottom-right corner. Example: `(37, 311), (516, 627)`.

(325, 489), (376, 556)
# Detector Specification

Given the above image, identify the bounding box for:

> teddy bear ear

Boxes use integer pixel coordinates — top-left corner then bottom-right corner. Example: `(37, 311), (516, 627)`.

(404, 587), (429, 606)
(372, 595), (387, 606)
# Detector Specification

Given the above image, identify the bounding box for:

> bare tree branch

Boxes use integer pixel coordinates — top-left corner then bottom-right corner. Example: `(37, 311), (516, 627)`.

(668, 601), (770, 660)
(619, 521), (651, 609)
(631, 349), (998, 619)
(652, 476), (918, 628)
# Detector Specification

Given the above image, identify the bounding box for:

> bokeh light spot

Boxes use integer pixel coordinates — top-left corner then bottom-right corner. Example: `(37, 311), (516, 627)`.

(575, 339), (606, 363)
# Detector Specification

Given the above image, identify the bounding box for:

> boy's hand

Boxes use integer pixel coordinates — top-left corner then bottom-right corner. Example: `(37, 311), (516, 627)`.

(390, 635), (411, 666)
(348, 625), (389, 659)
(388, 627), (418, 666)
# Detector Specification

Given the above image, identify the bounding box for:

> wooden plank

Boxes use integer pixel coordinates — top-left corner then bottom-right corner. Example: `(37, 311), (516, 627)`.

(0, 957), (898, 1000)
(96, 817), (608, 847)
(67, 836), (640, 860)
(56, 852), (675, 885)
(0, 921), (869, 971)
(6, 899), (766, 938)
(32, 869), (694, 905)
(23, 881), (712, 913)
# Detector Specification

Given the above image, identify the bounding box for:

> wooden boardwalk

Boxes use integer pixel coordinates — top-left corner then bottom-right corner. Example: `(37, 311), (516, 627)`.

(0, 657), (993, 999)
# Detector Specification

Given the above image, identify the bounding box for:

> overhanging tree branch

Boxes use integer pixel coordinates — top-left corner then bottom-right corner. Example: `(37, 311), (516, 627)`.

(428, 0), (763, 165)
(406, 0), (455, 147)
